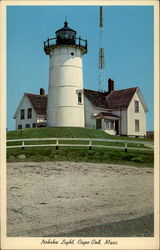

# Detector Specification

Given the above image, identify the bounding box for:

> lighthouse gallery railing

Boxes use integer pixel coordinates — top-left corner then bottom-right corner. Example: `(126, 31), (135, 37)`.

(44, 37), (87, 51)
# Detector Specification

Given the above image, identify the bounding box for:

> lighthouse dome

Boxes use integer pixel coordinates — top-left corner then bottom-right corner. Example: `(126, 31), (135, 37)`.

(55, 21), (76, 45)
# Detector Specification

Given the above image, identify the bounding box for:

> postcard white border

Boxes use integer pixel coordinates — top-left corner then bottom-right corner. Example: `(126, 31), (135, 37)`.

(0, 0), (159, 249)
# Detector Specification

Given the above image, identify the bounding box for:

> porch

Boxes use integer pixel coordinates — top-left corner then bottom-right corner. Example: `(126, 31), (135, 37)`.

(93, 112), (120, 135)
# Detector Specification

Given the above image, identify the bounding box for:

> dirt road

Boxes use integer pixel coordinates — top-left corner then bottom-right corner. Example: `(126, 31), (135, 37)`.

(7, 162), (154, 237)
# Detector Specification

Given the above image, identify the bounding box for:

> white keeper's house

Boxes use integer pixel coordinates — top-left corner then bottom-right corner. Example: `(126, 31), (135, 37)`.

(13, 21), (149, 138)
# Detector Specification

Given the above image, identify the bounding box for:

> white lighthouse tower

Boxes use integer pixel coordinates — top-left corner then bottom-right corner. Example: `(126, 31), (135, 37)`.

(44, 21), (87, 127)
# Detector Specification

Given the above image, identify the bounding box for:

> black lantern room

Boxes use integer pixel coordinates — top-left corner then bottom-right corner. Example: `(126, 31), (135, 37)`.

(55, 21), (76, 45)
(44, 20), (87, 55)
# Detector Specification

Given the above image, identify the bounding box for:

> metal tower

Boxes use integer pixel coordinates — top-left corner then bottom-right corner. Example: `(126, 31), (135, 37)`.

(99, 6), (105, 92)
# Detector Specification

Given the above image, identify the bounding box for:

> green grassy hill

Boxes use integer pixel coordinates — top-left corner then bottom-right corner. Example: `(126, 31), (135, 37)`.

(7, 127), (111, 139)
(7, 127), (154, 167)
(7, 127), (152, 141)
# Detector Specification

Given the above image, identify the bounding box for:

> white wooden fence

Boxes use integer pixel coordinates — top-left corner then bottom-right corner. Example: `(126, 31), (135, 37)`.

(7, 138), (154, 152)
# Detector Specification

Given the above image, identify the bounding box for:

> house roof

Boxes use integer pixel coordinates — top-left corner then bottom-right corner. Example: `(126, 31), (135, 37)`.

(105, 87), (137, 109)
(93, 112), (120, 119)
(84, 87), (138, 110)
(25, 93), (48, 115)
(83, 89), (108, 109)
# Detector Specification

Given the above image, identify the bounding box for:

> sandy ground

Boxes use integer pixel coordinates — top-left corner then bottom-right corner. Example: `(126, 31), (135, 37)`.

(7, 162), (154, 237)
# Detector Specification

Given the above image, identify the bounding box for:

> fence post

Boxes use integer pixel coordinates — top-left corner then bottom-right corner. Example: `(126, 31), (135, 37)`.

(22, 141), (24, 150)
(56, 140), (59, 150)
(89, 140), (92, 150)
(125, 142), (127, 152)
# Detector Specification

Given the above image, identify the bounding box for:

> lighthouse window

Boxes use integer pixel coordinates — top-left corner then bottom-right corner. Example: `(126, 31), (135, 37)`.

(64, 33), (69, 38)
(78, 92), (82, 104)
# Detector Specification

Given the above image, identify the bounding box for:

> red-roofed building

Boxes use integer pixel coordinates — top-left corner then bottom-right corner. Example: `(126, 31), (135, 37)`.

(84, 79), (148, 137)
(13, 79), (148, 137)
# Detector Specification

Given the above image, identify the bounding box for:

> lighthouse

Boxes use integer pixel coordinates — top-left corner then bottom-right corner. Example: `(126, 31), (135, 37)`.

(44, 21), (87, 127)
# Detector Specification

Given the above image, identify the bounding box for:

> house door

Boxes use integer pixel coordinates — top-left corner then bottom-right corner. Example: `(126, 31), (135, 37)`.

(96, 119), (102, 129)
(115, 120), (119, 135)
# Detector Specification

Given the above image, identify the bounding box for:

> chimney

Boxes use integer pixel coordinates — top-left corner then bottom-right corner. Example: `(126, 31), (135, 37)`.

(108, 78), (114, 93)
(40, 88), (45, 95)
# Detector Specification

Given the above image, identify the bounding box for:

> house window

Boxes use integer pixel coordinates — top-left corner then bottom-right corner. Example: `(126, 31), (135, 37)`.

(27, 108), (32, 119)
(105, 120), (114, 130)
(78, 92), (82, 104)
(106, 120), (109, 129)
(18, 125), (22, 130)
(135, 100), (139, 113)
(20, 109), (25, 120)
(25, 124), (30, 128)
(32, 123), (36, 128)
(135, 120), (140, 132)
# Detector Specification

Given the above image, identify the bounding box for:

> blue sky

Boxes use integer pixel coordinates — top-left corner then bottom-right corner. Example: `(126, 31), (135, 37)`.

(7, 5), (154, 131)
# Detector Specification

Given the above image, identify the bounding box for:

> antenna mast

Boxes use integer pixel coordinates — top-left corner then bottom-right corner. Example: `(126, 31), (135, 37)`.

(99, 6), (105, 92)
